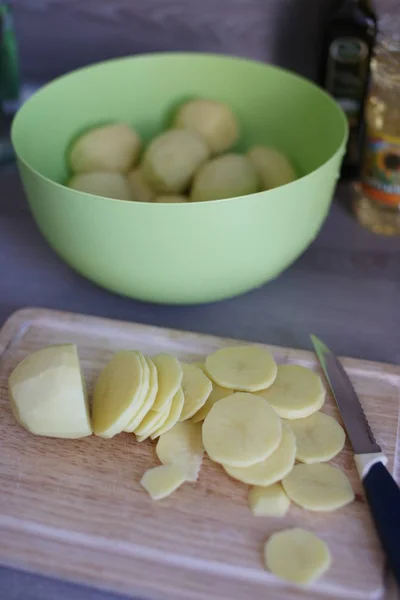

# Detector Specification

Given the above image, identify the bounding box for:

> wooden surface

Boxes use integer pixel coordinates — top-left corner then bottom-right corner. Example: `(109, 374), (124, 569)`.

(0, 308), (399, 600)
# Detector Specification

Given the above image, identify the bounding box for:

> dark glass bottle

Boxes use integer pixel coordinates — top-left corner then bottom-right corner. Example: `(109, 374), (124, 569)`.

(320, 0), (377, 179)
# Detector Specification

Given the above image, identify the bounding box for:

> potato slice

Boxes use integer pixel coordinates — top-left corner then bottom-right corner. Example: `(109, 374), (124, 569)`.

(152, 354), (183, 411)
(69, 123), (141, 174)
(290, 411), (346, 464)
(151, 388), (184, 439)
(248, 484), (290, 517)
(68, 172), (132, 201)
(247, 145), (297, 190)
(127, 168), (155, 203)
(92, 351), (149, 438)
(179, 363), (212, 421)
(265, 528), (331, 585)
(259, 364), (325, 419)
(8, 344), (91, 438)
(223, 422), (295, 485)
(191, 381), (233, 423)
(173, 99), (239, 155)
(155, 195), (187, 203)
(141, 129), (209, 193)
(190, 154), (260, 202)
(205, 345), (277, 392)
(202, 392), (282, 467)
(124, 357), (158, 433)
(156, 421), (204, 482)
(134, 396), (173, 439)
(282, 463), (354, 512)
(140, 464), (187, 500)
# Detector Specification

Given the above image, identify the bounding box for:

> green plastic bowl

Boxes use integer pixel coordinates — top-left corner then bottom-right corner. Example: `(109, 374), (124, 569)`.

(12, 53), (347, 304)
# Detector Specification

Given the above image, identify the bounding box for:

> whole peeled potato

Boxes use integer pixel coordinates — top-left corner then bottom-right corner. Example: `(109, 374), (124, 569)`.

(174, 99), (239, 155)
(141, 129), (210, 194)
(155, 195), (187, 203)
(127, 168), (155, 202)
(68, 172), (132, 201)
(191, 154), (260, 202)
(69, 123), (141, 174)
(247, 146), (297, 190)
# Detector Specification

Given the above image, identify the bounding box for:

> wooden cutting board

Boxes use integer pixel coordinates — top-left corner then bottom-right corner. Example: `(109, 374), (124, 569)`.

(0, 308), (399, 600)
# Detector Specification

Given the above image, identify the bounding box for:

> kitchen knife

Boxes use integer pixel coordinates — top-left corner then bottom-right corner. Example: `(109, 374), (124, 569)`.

(311, 335), (400, 587)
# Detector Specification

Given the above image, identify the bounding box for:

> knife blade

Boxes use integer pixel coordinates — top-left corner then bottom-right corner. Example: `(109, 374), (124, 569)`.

(311, 335), (400, 588)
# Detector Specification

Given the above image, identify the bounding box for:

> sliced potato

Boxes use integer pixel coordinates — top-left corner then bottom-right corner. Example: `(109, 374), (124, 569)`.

(140, 464), (187, 500)
(248, 484), (290, 517)
(152, 354), (183, 411)
(259, 364), (325, 419)
(8, 344), (91, 438)
(135, 397), (173, 439)
(155, 195), (187, 203)
(190, 154), (260, 202)
(127, 168), (155, 202)
(124, 357), (158, 433)
(179, 363), (212, 421)
(247, 145), (297, 190)
(202, 392), (282, 467)
(68, 172), (132, 201)
(173, 99), (239, 155)
(69, 123), (141, 174)
(141, 129), (209, 193)
(282, 463), (355, 512)
(265, 528), (331, 585)
(223, 422), (296, 485)
(156, 421), (204, 482)
(92, 351), (149, 438)
(151, 388), (184, 439)
(290, 411), (346, 464)
(205, 345), (277, 392)
(191, 381), (233, 423)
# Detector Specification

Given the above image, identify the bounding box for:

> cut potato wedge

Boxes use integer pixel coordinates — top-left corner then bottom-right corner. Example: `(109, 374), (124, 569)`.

(156, 421), (204, 482)
(265, 528), (331, 585)
(140, 464), (187, 500)
(205, 345), (277, 392)
(8, 344), (91, 438)
(92, 351), (148, 438)
(124, 357), (158, 433)
(179, 363), (212, 421)
(152, 354), (183, 412)
(202, 392), (282, 467)
(151, 388), (184, 439)
(259, 364), (325, 419)
(290, 411), (346, 464)
(191, 381), (233, 423)
(282, 463), (354, 512)
(248, 484), (290, 517)
(223, 422), (295, 485)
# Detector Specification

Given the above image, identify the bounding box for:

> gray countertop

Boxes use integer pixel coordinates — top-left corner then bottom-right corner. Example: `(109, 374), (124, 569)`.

(1, 165), (400, 599)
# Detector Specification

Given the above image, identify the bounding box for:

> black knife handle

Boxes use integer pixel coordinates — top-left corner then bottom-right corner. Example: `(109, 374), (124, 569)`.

(363, 462), (400, 587)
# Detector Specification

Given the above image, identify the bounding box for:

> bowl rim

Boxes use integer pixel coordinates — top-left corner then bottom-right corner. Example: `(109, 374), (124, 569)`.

(11, 51), (348, 208)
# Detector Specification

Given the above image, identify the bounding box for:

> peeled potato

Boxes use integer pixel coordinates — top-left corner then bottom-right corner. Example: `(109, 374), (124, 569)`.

(8, 344), (91, 438)
(259, 364), (325, 419)
(248, 484), (290, 517)
(290, 411), (346, 464)
(173, 99), (239, 155)
(152, 354), (183, 411)
(205, 345), (277, 392)
(202, 392), (282, 467)
(151, 388), (185, 439)
(140, 464), (187, 500)
(92, 351), (149, 438)
(141, 129), (209, 193)
(127, 168), (155, 202)
(155, 195), (187, 203)
(223, 422), (296, 486)
(191, 381), (233, 423)
(179, 363), (212, 421)
(135, 396), (173, 439)
(156, 421), (204, 482)
(282, 463), (355, 512)
(69, 123), (141, 174)
(265, 528), (331, 585)
(190, 154), (260, 202)
(68, 172), (132, 200)
(124, 357), (158, 433)
(247, 145), (297, 190)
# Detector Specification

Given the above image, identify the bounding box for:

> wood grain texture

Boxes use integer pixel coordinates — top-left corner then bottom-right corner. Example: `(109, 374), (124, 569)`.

(0, 308), (399, 600)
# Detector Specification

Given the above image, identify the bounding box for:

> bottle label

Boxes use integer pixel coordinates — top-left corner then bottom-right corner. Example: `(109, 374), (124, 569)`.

(361, 132), (400, 206)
